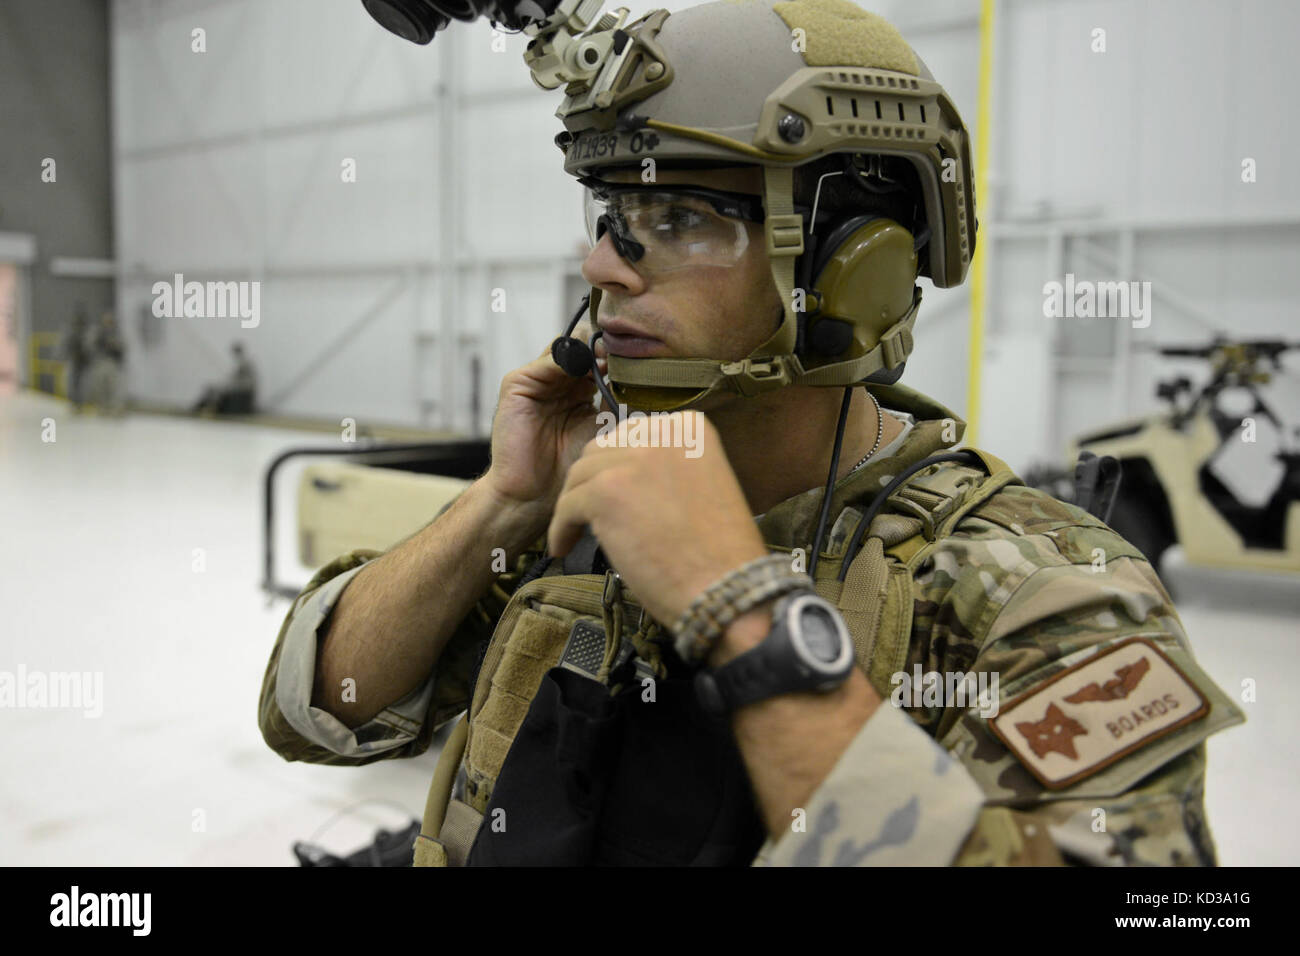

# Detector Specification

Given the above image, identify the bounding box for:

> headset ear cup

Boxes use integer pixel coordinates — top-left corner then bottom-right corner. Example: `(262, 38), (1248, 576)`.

(805, 215), (881, 356)
(810, 215), (881, 281)
(805, 216), (918, 359)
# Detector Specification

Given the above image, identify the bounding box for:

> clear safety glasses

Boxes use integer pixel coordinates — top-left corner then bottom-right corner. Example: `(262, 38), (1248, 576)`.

(579, 176), (767, 274)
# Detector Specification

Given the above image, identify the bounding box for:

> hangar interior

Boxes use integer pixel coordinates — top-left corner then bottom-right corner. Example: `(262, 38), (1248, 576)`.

(1, 0), (1296, 865)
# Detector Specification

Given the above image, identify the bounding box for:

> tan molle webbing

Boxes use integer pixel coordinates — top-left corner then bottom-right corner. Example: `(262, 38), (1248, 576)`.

(420, 715), (467, 838)
(436, 798), (485, 867)
(826, 536), (886, 670)
(813, 450), (1022, 697)
(822, 531), (916, 697)
(465, 606), (578, 804)
(413, 714), (472, 867)
(774, 0), (919, 74)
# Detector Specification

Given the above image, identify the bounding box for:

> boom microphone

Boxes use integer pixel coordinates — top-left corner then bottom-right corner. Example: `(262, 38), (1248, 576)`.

(551, 294), (594, 376)
(549, 293), (620, 413)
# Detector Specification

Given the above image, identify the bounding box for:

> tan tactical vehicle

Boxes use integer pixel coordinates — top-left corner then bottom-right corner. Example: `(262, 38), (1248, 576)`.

(263, 440), (489, 598)
(1029, 339), (1300, 586)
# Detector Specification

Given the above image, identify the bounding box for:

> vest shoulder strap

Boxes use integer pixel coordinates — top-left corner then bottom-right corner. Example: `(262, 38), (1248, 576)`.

(817, 447), (1022, 697)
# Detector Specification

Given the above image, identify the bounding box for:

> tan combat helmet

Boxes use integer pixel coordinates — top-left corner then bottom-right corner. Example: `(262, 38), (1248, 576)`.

(554, 0), (977, 412)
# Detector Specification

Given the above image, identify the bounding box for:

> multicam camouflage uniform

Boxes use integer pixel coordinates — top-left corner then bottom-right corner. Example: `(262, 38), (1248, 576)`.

(259, 383), (1244, 866)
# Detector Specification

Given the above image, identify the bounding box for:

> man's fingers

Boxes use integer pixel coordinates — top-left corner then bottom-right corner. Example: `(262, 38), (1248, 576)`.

(558, 446), (618, 499)
(504, 348), (594, 402)
(548, 482), (599, 557)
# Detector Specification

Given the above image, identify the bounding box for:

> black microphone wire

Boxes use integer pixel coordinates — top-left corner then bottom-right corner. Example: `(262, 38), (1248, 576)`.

(837, 450), (978, 582)
(587, 330), (620, 418)
(562, 293), (590, 336)
(808, 386), (855, 580)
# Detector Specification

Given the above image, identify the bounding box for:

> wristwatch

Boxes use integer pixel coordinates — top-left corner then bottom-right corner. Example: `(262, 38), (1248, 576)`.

(694, 590), (855, 718)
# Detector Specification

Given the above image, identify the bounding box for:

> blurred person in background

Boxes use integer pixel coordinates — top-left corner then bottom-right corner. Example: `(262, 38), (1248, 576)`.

(58, 304), (93, 411)
(82, 309), (126, 416)
(193, 342), (258, 416)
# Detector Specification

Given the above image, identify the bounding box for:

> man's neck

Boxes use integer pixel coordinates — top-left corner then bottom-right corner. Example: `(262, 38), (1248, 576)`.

(703, 385), (904, 516)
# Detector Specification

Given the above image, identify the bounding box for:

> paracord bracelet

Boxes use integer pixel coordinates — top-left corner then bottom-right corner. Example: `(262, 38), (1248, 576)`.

(670, 552), (813, 668)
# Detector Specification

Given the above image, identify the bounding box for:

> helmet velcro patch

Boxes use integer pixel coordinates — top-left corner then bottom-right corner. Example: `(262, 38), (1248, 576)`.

(774, 0), (918, 74)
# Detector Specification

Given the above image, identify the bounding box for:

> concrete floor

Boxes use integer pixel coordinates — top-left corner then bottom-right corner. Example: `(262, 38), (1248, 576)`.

(1, 390), (1295, 865)
(1, 391), (442, 866)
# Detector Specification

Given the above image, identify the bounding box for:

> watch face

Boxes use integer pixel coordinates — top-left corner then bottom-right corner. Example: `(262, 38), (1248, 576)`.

(800, 605), (843, 663)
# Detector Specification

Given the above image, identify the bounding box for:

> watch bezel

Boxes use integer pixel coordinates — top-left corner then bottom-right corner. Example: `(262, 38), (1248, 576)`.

(782, 592), (855, 677)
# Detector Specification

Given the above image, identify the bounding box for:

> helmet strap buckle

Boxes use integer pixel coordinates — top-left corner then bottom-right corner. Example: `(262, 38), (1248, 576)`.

(764, 213), (806, 257)
(718, 356), (796, 396)
(878, 322), (914, 370)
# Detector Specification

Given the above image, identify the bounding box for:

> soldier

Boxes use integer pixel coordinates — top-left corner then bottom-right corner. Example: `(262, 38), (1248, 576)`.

(193, 343), (258, 415)
(58, 304), (92, 411)
(259, 0), (1243, 866)
(83, 310), (126, 416)
(228, 343), (258, 413)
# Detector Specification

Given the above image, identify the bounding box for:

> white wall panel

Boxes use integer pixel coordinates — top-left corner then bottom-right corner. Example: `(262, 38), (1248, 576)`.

(258, 275), (420, 420)
(261, 0), (436, 124)
(115, 0), (263, 149)
(476, 264), (567, 428)
(118, 146), (261, 267)
(460, 98), (588, 260)
(112, 0), (1300, 447)
(460, 20), (542, 94)
(259, 117), (441, 266)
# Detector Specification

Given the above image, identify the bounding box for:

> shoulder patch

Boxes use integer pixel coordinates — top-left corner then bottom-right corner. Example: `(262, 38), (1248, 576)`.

(988, 637), (1208, 790)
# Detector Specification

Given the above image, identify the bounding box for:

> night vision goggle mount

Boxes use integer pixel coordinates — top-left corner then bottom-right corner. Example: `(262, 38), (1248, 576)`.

(360, 0), (666, 125)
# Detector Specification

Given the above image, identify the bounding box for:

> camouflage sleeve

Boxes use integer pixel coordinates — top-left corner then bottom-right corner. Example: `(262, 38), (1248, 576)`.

(751, 694), (988, 867)
(257, 541), (539, 766)
(911, 485), (1246, 865)
(755, 485), (1245, 866)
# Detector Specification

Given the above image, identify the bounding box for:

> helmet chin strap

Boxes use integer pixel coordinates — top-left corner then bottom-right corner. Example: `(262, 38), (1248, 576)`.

(601, 296), (923, 412)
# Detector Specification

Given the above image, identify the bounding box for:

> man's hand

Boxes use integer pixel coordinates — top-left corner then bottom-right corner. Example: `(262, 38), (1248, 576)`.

(547, 411), (768, 626)
(480, 343), (605, 540)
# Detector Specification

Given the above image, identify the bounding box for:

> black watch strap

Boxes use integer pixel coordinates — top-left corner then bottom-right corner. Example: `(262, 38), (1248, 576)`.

(695, 632), (785, 717)
(694, 592), (854, 718)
